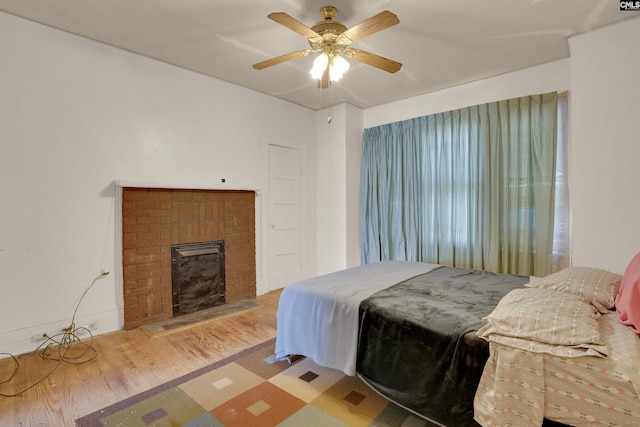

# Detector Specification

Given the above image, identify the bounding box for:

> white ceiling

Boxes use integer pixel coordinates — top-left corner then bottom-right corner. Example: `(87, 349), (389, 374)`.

(1, 0), (638, 110)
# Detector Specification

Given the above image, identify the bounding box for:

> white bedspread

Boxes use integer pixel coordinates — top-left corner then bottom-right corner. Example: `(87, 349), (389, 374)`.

(275, 260), (440, 375)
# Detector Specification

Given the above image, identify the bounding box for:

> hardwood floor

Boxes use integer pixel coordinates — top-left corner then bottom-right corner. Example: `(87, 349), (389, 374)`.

(0, 289), (282, 427)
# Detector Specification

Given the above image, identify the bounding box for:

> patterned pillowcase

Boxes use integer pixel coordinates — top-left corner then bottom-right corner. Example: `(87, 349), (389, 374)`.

(524, 266), (622, 309)
(477, 287), (608, 358)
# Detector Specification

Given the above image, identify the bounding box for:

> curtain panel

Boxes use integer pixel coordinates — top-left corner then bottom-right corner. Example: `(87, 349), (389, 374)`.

(360, 92), (558, 276)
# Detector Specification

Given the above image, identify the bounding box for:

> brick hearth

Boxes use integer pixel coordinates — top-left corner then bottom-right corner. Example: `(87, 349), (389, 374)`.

(121, 188), (256, 330)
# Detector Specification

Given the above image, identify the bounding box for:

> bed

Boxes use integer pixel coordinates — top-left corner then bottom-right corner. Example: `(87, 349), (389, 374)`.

(275, 260), (640, 427)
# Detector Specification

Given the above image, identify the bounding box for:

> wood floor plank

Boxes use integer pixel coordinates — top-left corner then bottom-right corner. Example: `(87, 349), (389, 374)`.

(0, 289), (282, 427)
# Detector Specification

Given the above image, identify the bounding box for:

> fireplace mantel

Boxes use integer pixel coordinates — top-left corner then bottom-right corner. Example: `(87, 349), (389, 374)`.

(114, 180), (261, 193)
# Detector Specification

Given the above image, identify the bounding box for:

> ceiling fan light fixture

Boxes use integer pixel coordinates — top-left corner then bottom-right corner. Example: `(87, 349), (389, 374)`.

(309, 53), (329, 79)
(329, 54), (350, 81)
(309, 52), (350, 82)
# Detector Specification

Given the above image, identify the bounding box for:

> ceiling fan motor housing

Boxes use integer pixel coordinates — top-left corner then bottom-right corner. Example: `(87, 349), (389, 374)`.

(309, 6), (349, 53)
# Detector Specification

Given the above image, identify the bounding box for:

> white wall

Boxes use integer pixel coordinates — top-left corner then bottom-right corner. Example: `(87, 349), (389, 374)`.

(0, 12), (317, 356)
(364, 58), (570, 128)
(344, 104), (363, 268)
(569, 17), (640, 273)
(314, 104), (363, 275)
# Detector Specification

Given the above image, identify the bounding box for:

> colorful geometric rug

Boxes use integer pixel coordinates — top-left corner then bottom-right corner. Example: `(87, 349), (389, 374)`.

(75, 338), (435, 427)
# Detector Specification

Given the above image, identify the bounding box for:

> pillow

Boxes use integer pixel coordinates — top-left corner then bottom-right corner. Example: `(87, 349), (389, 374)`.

(477, 287), (608, 358)
(616, 252), (640, 335)
(524, 266), (621, 309)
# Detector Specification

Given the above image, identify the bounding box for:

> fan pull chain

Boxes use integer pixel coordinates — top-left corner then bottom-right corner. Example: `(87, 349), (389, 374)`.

(327, 84), (333, 124)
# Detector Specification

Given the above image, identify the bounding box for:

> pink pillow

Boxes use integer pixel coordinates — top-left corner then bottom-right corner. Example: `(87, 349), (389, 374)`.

(616, 252), (640, 334)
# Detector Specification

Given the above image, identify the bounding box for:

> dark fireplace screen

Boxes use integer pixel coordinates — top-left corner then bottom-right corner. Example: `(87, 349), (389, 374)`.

(171, 241), (225, 316)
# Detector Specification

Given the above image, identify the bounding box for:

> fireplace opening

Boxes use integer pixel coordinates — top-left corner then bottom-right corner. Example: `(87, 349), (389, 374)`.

(171, 241), (225, 317)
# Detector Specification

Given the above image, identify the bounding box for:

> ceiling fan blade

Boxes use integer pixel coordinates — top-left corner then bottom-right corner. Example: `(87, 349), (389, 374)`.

(268, 12), (320, 38)
(339, 10), (399, 43)
(348, 49), (402, 73)
(253, 50), (308, 70)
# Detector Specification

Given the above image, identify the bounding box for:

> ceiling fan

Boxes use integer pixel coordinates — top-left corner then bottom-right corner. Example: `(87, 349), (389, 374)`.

(253, 6), (402, 88)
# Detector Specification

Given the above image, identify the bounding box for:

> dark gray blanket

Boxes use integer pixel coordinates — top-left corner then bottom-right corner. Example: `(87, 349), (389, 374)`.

(356, 266), (529, 427)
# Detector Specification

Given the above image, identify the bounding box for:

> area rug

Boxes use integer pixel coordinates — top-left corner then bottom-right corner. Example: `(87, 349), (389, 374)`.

(75, 338), (435, 427)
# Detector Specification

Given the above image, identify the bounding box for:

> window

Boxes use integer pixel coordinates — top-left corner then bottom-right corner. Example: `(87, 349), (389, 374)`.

(360, 92), (565, 277)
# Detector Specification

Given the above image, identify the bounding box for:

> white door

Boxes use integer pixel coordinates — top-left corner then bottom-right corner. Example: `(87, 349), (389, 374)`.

(268, 145), (302, 290)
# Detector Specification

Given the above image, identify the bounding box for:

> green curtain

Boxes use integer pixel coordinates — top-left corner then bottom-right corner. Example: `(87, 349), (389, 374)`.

(360, 92), (558, 276)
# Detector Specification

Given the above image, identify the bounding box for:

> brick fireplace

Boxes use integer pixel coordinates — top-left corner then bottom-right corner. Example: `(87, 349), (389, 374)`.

(121, 187), (256, 330)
